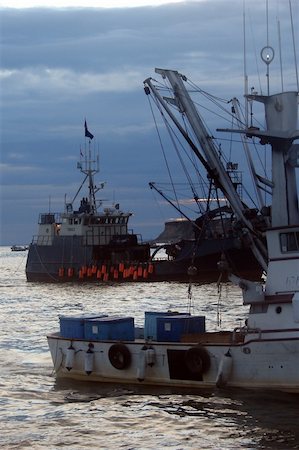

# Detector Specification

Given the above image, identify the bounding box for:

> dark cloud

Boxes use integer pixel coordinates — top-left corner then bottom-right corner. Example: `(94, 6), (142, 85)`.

(0, 0), (298, 244)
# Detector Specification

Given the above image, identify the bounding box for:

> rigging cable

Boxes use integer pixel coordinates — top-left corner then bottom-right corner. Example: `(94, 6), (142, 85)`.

(149, 91), (211, 215)
(146, 93), (181, 212)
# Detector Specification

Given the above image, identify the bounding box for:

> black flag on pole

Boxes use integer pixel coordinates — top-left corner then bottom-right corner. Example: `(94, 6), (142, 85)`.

(84, 120), (94, 140)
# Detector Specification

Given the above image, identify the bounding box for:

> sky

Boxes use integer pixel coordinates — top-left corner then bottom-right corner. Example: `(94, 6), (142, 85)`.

(1, 0), (298, 245)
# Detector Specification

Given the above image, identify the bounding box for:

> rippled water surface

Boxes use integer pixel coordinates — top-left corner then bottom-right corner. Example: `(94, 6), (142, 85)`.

(1, 247), (298, 449)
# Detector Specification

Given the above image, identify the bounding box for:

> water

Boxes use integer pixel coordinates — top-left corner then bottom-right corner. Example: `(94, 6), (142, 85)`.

(0, 247), (298, 449)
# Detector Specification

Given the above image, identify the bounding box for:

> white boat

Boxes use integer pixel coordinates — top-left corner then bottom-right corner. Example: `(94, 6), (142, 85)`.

(11, 245), (29, 252)
(47, 11), (299, 392)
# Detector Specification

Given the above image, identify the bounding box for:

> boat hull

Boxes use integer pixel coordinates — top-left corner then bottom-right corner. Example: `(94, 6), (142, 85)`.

(47, 334), (299, 393)
(26, 237), (262, 283)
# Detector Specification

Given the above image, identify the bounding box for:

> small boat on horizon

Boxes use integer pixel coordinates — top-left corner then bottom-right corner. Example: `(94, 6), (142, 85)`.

(11, 245), (29, 252)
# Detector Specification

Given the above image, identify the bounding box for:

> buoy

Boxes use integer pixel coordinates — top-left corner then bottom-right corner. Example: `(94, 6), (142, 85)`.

(87, 267), (92, 277)
(119, 262), (124, 272)
(137, 266), (143, 277)
(216, 350), (233, 388)
(84, 349), (94, 375)
(148, 263), (154, 274)
(113, 269), (119, 280)
(58, 267), (64, 277)
(133, 271), (138, 281)
(101, 264), (107, 274)
(145, 347), (155, 367)
(137, 346), (147, 381)
(103, 273), (109, 282)
(92, 265), (97, 274)
(82, 265), (87, 275)
(67, 267), (74, 277)
(79, 269), (84, 279)
(65, 345), (75, 371)
(143, 269), (148, 279)
(96, 269), (102, 279)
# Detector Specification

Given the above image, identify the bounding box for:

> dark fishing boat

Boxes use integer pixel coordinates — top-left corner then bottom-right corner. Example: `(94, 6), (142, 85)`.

(25, 125), (151, 282)
(26, 107), (266, 283)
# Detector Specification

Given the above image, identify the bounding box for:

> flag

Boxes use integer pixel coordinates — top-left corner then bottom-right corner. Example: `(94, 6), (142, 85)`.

(84, 120), (94, 140)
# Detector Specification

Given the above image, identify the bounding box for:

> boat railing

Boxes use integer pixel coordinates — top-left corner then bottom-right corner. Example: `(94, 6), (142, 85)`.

(233, 326), (262, 342)
(84, 229), (146, 246)
(31, 235), (54, 245)
(131, 232), (145, 244)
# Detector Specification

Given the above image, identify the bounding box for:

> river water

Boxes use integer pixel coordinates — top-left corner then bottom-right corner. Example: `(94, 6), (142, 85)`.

(1, 246), (298, 449)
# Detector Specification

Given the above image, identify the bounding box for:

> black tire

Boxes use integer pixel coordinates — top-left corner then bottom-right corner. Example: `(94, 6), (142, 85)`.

(108, 344), (131, 370)
(185, 346), (211, 375)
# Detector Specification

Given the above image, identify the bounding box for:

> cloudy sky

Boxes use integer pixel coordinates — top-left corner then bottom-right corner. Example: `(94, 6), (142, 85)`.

(1, 0), (298, 245)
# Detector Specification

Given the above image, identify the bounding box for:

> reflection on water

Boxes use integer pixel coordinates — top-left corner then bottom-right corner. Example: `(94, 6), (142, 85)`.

(0, 247), (299, 449)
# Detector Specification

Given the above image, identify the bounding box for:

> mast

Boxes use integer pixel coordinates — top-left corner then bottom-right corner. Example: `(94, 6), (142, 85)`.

(69, 122), (101, 214)
(245, 92), (299, 227)
(81, 139), (100, 214)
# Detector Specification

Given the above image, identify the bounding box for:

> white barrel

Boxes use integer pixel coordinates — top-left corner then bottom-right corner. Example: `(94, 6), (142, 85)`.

(84, 350), (94, 375)
(216, 350), (233, 388)
(65, 346), (75, 371)
(145, 348), (155, 367)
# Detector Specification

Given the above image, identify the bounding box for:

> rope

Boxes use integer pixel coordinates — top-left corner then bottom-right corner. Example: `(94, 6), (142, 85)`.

(216, 274), (223, 328)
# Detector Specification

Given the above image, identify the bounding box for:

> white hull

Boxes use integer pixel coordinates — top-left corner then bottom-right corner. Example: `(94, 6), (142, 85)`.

(47, 333), (299, 392)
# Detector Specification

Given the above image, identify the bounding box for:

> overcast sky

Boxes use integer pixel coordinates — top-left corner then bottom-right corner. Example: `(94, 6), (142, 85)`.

(1, 0), (298, 245)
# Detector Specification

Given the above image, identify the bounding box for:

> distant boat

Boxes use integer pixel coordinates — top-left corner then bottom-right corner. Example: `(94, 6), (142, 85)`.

(11, 245), (29, 252)
(25, 128), (151, 283)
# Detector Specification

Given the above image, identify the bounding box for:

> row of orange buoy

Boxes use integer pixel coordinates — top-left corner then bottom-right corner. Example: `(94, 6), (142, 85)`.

(58, 262), (154, 281)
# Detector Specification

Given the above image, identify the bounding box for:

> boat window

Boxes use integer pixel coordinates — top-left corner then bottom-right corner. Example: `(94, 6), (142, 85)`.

(280, 232), (299, 252)
(40, 213), (55, 224)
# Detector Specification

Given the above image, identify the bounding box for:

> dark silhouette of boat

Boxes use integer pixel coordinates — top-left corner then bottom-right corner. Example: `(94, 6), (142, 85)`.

(26, 119), (264, 283)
